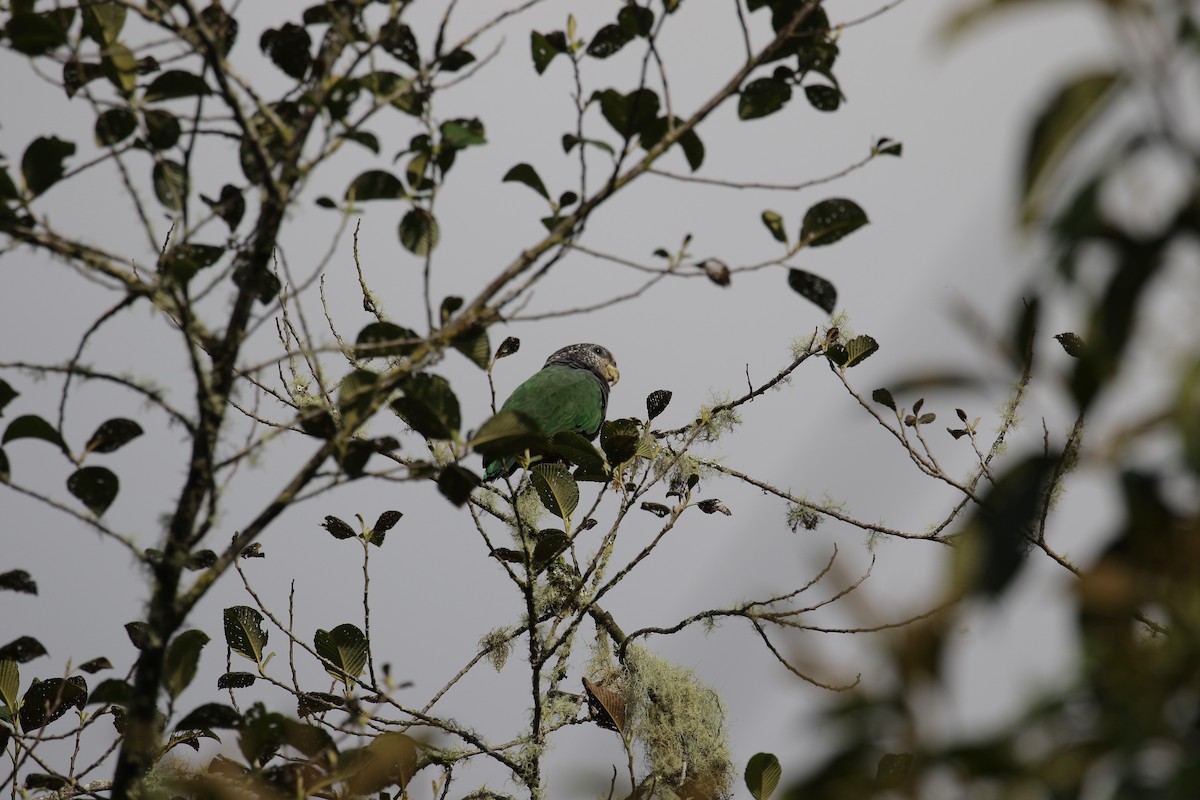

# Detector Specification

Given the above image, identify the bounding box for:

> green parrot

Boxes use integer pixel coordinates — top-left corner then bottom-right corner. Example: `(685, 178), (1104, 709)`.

(483, 343), (620, 480)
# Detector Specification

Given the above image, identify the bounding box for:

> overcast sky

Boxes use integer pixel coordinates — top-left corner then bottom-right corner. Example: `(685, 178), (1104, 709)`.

(1, 1), (1130, 796)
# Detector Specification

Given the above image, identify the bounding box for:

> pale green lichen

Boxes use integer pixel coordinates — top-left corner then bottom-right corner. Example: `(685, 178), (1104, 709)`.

(619, 646), (732, 798)
(479, 628), (514, 672)
(696, 393), (741, 443)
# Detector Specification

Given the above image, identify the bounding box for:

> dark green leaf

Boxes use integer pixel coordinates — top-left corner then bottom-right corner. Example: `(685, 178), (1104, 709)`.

(176, 702), (241, 731)
(745, 752), (782, 800)
(0, 636), (46, 663)
(345, 169), (405, 201)
(369, 510), (402, 548)
(186, 550), (216, 570)
(86, 678), (130, 706)
(391, 373), (460, 440)
(0, 379), (17, 415)
(217, 672), (256, 690)
(297, 691), (343, 716)
(872, 388), (896, 411)
(548, 431), (607, 478)
(786, 269), (836, 314)
(66, 467), (118, 516)
(562, 134), (615, 156)
(646, 389), (672, 421)
(531, 463), (579, 521)
(85, 418), (143, 454)
(441, 118), (486, 148)
(503, 163), (550, 200)
(639, 115), (704, 170)
(587, 24), (633, 59)
(875, 137), (902, 157)
(338, 368), (379, 421)
(78, 657), (111, 674)
(597, 88), (660, 138)
(452, 325), (490, 370)
(340, 129), (380, 154)
(142, 108), (181, 150)
(738, 77), (792, 120)
(0, 415), (64, 452)
(1022, 72), (1120, 224)
(600, 418), (640, 466)
(495, 336), (521, 360)
(335, 440), (374, 478)
(81, 2), (126, 45)
(95, 109), (137, 146)
(800, 198), (868, 247)
(152, 160), (187, 210)
(530, 30), (567, 75)
(354, 322), (418, 358)
(1055, 332), (1085, 358)
(0, 659), (18, 711)
(259, 23), (312, 79)
(162, 243), (224, 283)
(320, 515), (357, 540)
(804, 83), (841, 112)
(7, 12), (68, 55)
(436, 464), (481, 506)
(440, 48), (475, 72)
(843, 335), (879, 368)
(379, 20), (419, 68)
(197, 2), (238, 55)
(101, 41), (138, 96)
(20, 677), (86, 730)
(470, 411), (546, 463)
(398, 207), (439, 255)
(223, 606), (268, 664)
(143, 70), (211, 102)
(199, 185), (244, 231)
(63, 60), (104, 99)
(124, 621), (151, 651)
(641, 501), (670, 517)
(163, 630), (209, 700)
(314, 624), (367, 687)
(697, 499), (731, 515)
(761, 210), (787, 244)
(532, 530), (570, 572)
(618, 4), (655, 36)
(21, 137), (75, 197)
(0, 570), (36, 595)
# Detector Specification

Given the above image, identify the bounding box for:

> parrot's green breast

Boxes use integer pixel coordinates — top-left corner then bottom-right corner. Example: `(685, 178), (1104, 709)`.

(500, 364), (606, 440)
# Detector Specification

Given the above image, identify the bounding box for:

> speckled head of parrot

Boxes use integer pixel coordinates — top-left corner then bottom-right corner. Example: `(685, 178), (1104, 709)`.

(544, 343), (620, 386)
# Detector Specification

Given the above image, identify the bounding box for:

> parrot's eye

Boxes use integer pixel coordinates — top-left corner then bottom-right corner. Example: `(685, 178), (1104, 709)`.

(592, 346), (604, 355)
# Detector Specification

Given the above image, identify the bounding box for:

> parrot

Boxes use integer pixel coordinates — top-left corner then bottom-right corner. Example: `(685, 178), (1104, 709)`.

(483, 343), (620, 480)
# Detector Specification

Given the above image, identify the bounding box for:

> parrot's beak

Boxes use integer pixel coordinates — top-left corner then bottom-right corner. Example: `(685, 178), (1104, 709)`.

(605, 364), (620, 385)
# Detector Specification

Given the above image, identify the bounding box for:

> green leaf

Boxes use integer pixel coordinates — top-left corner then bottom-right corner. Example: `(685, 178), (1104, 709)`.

(152, 160), (188, 210)
(340, 130), (380, 154)
(380, 20), (419, 67)
(843, 335), (879, 368)
(800, 198), (868, 247)
(804, 83), (841, 112)
(597, 88), (660, 138)
(7, 12), (68, 56)
(79, 657), (111, 674)
(436, 464), (481, 506)
(587, 24), (633, 59)
(786, 269), (836, 314)
(86, 678), (131, 705)
(761, 210), (787, 244)
(201, 184), (245, 230)
(175, 702), (241, 731)
(345, 170), (405, 201)
(95, 109), (137, 146)
(85, 418), (143, 454)
(21, 137), (75, 197)
(0, 449), (8, 484)
(441, 118), (486, 148)
(502, 163), (550, 201)
(530, 30), (567, 75)
(163, 630), (209, 700)
(1022, 71), (1120, 224)
(532, 530), (570, 572)
(223, 606), (268, 664)
(19, 677), (87, 730)
(63, 60), (104, 99)
(260, 23), (312, 79)
(550, 431), (608, 478)
(320, 515), (357, 540)
(1055, 332), (1085, 358)
(452, 325), (490, 370)
(875, 136), (902, 157)
(0, 659), (18, 713)
(143, 70), (211, 102)
(354, 322), (418, 358)
(369, 510), (402, 548)
(470, 411), (546, 463)
(81, 2), (126, 45)
(745, 752), (782, 800)
(67, 466), (119, 516)
(398, 208), (439, 255)
(877, 753), (913, 788)
(618, 4), (655, 36)
(871, 388), (896, 411)
(162, 243), (225, 283)
(639, 116), (704, 171)
(0, 570), (36, 595)
(217, 672), (256, 690)
(124, 621), (151, 650)
(738, 77), (792, 120)
(530, 463), (579, 522)
(562, 134), (615, 156)
(0, 379), (17, 415)
(143, 109), (181, 150)
(600, 418), (641, 467)
(390, 373), (461, 440)
(337, 368), (379, 420)
(2, 414), (65, 453)
(314, 624), (367, 687)
(440, 48), (476, 72)
(0, 636), (47, 663)
(100, 41), (138, 96)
